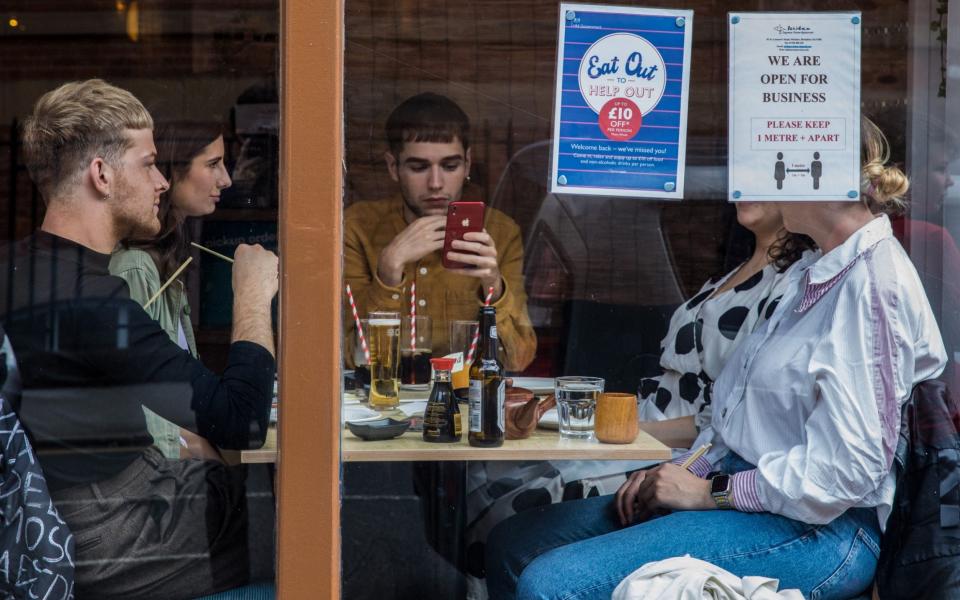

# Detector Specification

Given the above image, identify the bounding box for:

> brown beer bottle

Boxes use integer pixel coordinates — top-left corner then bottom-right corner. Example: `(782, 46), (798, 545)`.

(468, 306), (504, 447)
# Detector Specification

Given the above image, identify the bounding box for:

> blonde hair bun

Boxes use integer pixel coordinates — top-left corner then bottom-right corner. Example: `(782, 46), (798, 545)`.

(861, 116), (909, 214)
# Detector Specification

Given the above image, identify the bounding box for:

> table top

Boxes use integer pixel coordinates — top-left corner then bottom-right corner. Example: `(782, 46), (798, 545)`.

(222, 427), (278, 464)
(340, 427), (671, 462)
(228, 420), (671, 464)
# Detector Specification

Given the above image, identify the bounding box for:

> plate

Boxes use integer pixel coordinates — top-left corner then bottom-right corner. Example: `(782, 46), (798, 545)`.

(395, 400), (428, 418)
(511, 377), (555, 395)
(346, 418), (411, 441)
(343, 405), (381, 423)
(538, 407), (558, 430)
(400, 383), (431, 392)
(342, 391), (366, 405)
(343, 390), (428, 404)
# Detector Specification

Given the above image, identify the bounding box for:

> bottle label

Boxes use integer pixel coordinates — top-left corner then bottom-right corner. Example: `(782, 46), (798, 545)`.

(445, 352), (465, 373)
(469, 380), (482, 432)
(497, 379), (505, 434)
(423, 404), (441, 439)
(489, 325), (498, 340)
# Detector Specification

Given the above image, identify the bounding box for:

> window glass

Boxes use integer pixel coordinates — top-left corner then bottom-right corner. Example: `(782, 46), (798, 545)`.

(1, 2), (279, 597)
(342, 1), (955, 598)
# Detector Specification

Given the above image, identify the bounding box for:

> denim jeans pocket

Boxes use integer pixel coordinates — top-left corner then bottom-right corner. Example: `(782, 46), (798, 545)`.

(810, 528), (880, 600)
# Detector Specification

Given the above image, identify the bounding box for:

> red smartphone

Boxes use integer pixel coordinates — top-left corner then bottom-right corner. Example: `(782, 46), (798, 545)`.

(442, 201), (485, 269)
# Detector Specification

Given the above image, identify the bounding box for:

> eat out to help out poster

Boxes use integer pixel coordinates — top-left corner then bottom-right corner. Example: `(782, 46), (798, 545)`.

(728, 12), (861, 201)
(549, 4), (693, 199)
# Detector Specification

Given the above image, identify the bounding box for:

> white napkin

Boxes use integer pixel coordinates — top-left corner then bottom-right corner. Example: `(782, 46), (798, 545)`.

(612, 556), (804, 600)
(342, 405), (380, 423)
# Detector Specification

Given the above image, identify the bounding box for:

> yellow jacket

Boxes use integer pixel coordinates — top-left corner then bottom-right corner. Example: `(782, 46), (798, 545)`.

(343, 197), (537, 372)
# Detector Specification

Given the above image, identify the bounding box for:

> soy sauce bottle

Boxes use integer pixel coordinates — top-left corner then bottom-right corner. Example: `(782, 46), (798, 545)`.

(423, 357), (462, 443)
(468, 306), (504, 447)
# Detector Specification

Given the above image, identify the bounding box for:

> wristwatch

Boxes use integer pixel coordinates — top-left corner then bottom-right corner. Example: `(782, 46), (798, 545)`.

(710, 474), (733, 510)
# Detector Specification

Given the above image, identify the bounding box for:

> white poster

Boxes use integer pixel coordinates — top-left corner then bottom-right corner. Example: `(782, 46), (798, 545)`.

(728, 12), (861, 201)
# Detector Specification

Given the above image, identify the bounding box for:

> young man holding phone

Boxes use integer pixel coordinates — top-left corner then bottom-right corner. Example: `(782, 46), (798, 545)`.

(344, 93), (536, 371)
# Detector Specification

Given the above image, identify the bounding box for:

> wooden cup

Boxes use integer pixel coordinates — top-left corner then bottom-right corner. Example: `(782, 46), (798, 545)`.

(595, 392), (639, 444)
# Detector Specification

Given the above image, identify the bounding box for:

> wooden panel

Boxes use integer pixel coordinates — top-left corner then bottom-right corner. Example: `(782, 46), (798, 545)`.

(277, 0), (342, 598)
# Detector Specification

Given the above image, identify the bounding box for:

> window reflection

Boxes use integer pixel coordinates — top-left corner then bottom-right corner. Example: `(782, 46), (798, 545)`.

(1, 3), (279, 598)
(342, 1), (957, 598)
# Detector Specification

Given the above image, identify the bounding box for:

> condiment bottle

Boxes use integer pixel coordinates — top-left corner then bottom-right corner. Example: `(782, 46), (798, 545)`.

(423, 357), (462, 443)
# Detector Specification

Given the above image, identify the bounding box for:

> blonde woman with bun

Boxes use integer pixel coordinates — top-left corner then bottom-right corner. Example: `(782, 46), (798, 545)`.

(486, 118), (946, 600)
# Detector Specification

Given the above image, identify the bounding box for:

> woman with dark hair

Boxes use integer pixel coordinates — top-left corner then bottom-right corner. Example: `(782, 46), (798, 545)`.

(110, 120), (232, 460)
(636, 201), (815, 446)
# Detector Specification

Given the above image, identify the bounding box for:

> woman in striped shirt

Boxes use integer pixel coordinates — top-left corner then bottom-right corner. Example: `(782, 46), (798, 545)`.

(485, 118), (946, 600)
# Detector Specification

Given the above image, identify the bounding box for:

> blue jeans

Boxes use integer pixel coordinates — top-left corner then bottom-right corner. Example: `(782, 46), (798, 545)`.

(485, 455), (881, 600)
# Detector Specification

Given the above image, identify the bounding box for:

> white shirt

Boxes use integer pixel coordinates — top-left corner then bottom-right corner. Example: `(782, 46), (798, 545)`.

(693, 215), (946, 528)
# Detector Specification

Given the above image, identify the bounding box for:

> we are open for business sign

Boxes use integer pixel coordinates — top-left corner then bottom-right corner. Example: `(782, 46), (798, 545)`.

(728, 12), (861, 201)
(549, 4), (693, 199)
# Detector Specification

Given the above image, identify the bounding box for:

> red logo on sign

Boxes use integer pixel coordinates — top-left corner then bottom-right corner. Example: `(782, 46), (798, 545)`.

(599, 98), (642, 141)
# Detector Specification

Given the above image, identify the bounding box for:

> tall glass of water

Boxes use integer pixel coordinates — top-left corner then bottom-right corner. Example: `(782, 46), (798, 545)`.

(555, 376), (605, 439)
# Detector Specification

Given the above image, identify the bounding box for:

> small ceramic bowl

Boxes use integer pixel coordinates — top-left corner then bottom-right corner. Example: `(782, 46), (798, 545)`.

(346, 418), (411, 441)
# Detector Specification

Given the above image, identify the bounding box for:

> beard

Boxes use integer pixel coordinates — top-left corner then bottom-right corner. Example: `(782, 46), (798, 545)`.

(110, 173), (160, 242)
(400, 191), (425, 219)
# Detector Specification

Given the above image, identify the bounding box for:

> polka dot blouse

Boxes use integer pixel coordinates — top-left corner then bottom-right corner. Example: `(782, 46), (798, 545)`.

(638, 256), (808, 429)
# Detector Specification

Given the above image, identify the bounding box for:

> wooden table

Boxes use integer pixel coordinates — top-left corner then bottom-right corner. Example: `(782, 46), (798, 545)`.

(228, 419), (671, 464)
(341, 428), (669, 462)
(224, 427), (278, 464)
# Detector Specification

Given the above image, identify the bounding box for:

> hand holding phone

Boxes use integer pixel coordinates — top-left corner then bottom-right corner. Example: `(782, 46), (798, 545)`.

(442, 202), (486, 269)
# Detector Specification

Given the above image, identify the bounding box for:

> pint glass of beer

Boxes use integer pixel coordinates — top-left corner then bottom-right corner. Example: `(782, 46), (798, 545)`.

(367, 311), (401, 410)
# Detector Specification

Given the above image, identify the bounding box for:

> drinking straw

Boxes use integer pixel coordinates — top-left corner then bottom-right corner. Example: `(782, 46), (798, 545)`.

(144, 257), (193, 308)
(409, 282), (417, 353)
(466, 286), (496, 364)
(345, 284), (370, 363)
(680, 443), (712, 470)
(190, 241), (235, 264)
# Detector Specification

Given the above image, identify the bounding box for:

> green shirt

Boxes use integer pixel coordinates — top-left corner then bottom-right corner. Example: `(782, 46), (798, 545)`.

(109, 248), (198, 356)
(109, 248), (198, 458)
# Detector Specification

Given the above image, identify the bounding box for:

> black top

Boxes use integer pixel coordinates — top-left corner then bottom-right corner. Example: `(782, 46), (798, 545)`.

(0, 231), (274, 491)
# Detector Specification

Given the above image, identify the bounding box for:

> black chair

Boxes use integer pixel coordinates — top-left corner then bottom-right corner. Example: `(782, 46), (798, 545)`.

(561, 300), (676, 393)
(875, 379), (960, 599)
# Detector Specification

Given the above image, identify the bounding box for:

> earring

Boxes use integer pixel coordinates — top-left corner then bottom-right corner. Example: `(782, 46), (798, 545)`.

(102, 193), (111, 201)
(466, 175), (472, 183)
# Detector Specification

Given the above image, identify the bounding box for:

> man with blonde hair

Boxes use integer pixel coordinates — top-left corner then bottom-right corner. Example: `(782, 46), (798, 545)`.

(2, 79), (277, 598)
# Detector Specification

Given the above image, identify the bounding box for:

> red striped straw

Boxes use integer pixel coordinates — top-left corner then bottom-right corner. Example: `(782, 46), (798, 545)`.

(409, 282), (417, 353)
(345, 284), (370, 363)
(466, 286), (495, 364)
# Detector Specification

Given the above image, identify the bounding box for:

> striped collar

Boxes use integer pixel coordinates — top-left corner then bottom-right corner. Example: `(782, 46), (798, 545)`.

(795, 214), (892, 313)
